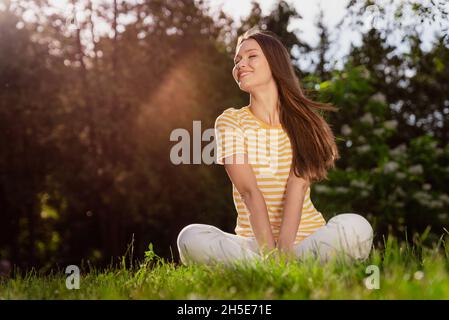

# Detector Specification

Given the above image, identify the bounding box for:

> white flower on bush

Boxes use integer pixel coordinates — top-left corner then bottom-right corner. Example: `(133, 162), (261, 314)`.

(315, 185), (332, 194)
(360, 67), (370, 79)
(356, 145), (371, 154)
(413, 191), (432, 205)
(395, 172), (406, 179)
(439, 193), (449, 205)
(370, 167), (379, 173)
(387, 192), (397, 202)
(350, 179), (373, 190)
(370, 92), (387, 104)
(341, 124), (352, 136)
(429, 200), (444, 209)
(390, 143), (407, 158)
(408, 164), (424, 175)
(384, 161), (399, 174)
(335, 186), (349, 194)
(422, 183), (431, 191)
(360, 190), (370, 197)
(350, 179), (367, 188)
(373, 128), (385, 136)
(394, 187), (406, 197)
(384, 120), (398, 130)
(358, 136), (366, 143)
(360, 112), (374, 125)
(394, 202), (405, 208)
(412, 191), (444, 209)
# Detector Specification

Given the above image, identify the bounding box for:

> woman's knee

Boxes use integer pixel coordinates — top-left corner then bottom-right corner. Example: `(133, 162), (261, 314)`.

(176, 224), (213, 265)
(177, 224), (241, 266)
(328, 213), (374, 260)
(177, 223), (225, 252)
(329, 213), (373, 241)
(177, 224), (211, 248)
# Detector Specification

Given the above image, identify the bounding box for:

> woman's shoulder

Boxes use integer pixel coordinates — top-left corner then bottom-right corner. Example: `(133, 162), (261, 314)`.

(218, 106), (247, 117)
(215, 106), (247, 126)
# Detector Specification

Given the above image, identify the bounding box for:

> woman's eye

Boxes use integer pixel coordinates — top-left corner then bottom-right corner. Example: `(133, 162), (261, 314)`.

(234, 55), (257, 65)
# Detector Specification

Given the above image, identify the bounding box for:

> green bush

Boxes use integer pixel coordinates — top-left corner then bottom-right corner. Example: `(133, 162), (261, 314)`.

(309, 65), (449, 243)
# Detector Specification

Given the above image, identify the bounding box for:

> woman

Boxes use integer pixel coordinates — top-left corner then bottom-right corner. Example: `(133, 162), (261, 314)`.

(177, 28), (373, 266)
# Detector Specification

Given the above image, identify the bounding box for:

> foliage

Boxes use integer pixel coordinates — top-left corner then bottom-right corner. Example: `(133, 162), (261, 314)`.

(310, 65), (449, 243)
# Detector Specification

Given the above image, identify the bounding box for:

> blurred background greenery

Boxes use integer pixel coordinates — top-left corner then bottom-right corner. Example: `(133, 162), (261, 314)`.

(0, 0), (448, 272)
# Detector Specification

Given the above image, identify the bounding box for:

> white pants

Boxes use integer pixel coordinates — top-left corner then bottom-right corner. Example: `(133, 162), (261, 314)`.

(177, 213), (373, 266)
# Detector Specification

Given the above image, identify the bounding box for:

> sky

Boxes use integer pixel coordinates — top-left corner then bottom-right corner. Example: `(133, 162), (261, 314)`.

(204, 0), (352, 70)
(205, 0), (349, 45)
(204, 0), (448, 71)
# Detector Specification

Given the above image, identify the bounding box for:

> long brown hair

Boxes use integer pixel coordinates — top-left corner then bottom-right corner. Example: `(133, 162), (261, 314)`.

(236, 28), (340, 183)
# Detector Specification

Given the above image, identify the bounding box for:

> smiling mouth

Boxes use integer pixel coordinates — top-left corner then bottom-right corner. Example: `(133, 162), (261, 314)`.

(239, 72), (251, 80)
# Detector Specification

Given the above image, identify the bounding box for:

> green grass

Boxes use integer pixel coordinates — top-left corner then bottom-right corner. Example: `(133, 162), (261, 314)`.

(1, 234), (449, 300)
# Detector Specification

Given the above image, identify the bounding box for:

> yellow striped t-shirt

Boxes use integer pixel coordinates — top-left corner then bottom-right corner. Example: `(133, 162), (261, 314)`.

(214, 105), (326, 244)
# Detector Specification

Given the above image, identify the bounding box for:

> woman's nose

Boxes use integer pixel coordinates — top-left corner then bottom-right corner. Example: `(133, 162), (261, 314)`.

(236, 60), (248, 70)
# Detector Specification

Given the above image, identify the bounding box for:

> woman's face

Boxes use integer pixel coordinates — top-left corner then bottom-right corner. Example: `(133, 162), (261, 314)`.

(232, 39), (273, 92)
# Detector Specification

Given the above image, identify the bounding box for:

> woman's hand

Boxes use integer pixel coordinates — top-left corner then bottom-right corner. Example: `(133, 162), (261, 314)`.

(275, 239), (297, 262)
(258, 240), (297, 263)
(258, 240), (277, 259)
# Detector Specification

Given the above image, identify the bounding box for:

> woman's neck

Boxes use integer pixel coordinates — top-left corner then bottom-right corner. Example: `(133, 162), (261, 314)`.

(248, 78), (280, 126)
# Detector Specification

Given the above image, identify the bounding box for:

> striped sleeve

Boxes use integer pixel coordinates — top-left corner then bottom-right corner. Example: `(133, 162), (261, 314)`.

(214, 110), (247, 165)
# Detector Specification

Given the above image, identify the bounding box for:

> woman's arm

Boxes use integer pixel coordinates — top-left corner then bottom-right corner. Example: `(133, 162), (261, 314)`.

(241, 188), (276, 254)
(223, 153), (276, 254)
(277, 170), (310, 253)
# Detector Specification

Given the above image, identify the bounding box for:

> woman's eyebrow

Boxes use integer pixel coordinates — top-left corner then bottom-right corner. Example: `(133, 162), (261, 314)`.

(234, 48), (258, 61)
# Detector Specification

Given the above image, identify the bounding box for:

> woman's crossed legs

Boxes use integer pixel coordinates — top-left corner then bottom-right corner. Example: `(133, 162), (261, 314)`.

(177, 213), (374, 267)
